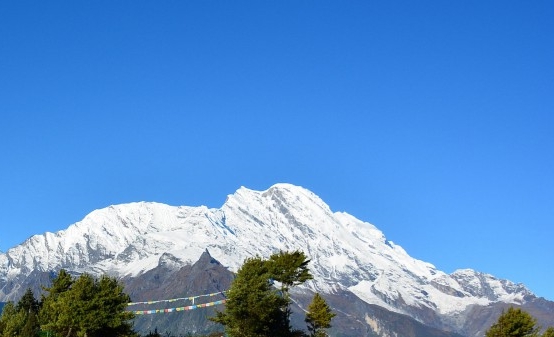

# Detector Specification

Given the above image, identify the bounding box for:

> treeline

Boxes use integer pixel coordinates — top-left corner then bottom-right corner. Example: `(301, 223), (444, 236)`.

(0, 270), (135, 337)
(0, 271), (219, 337)
(0, 250), (336, 337)
(3, 251), (553, 337)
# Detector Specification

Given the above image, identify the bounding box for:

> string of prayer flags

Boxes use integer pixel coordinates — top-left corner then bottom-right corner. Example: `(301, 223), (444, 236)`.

(131, 299), (227, 315)
(127, 291), (226, 306)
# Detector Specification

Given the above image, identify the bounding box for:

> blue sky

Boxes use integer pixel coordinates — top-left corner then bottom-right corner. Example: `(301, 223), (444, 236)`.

(1, 2), (553, 300)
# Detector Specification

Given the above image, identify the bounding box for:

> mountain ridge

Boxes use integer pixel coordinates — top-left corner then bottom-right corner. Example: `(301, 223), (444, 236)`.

(0, 183), (550, 337)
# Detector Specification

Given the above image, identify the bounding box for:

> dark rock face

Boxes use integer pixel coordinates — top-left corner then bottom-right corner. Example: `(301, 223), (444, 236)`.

(289, 289), (466, 337)
(123, 250), (234, 336)
(123, 252), (468, 337)
(2, 250), (554, 337)
(2, 186), (553, 337)
(0, 269), (55, 302)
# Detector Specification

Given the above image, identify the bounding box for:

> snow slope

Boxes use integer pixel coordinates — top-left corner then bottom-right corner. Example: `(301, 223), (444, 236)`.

(0, 183), (533, 317)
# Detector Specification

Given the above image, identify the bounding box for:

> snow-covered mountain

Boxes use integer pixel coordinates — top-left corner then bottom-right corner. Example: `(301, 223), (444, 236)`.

(0, 184), (551, 337)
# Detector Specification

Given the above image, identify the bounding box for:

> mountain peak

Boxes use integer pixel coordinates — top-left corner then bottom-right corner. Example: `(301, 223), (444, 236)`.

(0, 183), (546, 337)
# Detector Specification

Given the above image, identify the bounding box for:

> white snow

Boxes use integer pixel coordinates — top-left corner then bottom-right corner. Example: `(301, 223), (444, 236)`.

(0, 183), (534, 317)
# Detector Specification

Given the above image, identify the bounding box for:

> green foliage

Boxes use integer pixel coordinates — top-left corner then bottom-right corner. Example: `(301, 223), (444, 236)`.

(211, 251), (316, 337)
(211, 256), (290, 337)
(40, 269), (75, 334)
(268, 250), (313, 294)
(39, 270), (136, 337)
(485, 307), (540, 337)
(48, 269), (73, 295)
(305, 293), (335, 337)
(0, 289), (41, 337)
(268, 250), (313, 337)
(543, 327), (554, 337)
(0, 301), (26, 337)
(21, 310), (40, 337)
(17, 288), (40, 314)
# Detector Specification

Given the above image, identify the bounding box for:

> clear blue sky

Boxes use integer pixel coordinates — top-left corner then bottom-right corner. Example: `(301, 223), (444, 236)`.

(1, 2), (552, 300)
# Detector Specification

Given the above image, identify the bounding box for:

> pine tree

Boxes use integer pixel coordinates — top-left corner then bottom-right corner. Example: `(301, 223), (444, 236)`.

(305, 293), (335, 337)
(485, 307), (540, 337)
(20, 310), (40, 337)
(267, 250), (313, 336)
(40, 268), (74, 334)
(17, 288), (40, 314)
(543, 327), (554, 337)
(211, 256), (289, 337)
(0, 302), (26, 337)
(0, 289), (41, 337)
(211, 251), (313, 337)
(46, 269), (73, 294)
(39, 271), (136, 337)
(0, 302), (28, 337)
(91, 275), (135, 337)
(18, 288), (40, 337)
(268, 250), (313, 294)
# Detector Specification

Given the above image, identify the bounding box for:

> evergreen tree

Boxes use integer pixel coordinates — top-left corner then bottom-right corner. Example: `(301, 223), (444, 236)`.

(0, 302), (26, 337)
(18, 288), (40, 337)
(305, 293), (335, 337)
(17, 288), (40, 314)
(543, 327), (554, 337)
(92, 275), (136, 337)
(485, 307), (540, 337)
(0, 289), (41, 337)
(268, 250), (312, 294)
(20, 310), (40, 337)
(39, 271), (136, 337)
(267, 250), (313, 336)
(49, 269), (73, 294)
(212, 256), (289, 337)
(211, 251), (313, 337)
(40, 268), (74, 333)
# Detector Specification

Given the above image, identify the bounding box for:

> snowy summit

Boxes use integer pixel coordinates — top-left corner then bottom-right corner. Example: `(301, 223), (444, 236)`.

(0, 183), (544, 337)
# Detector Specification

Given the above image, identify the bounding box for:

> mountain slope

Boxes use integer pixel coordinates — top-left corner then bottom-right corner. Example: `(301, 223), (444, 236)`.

(124, 249), (466, 337)
(124, 250), (233, 335)
(0, 183), (551, 337)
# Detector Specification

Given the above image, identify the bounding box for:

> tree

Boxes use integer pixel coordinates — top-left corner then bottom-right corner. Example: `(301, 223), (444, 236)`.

(40, 268), (75, 333)
(305, 293), (335, 337)
(91, 275), (136, 337)
(0, 302), (26, 337)
(20, 309), (40, 337)
(211, 251), (314, 337)
(485, 307), (540, 337)
(543, 327), (554, 337)
(39, 270), (136, 337)
(267, 250), (313, 336)
(211, 256), (289, 337)
(48, 269), (73, 294)
(268, 250), (313, 295)
(0, 288), (41, 337)
(17, 288), (40, 314)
